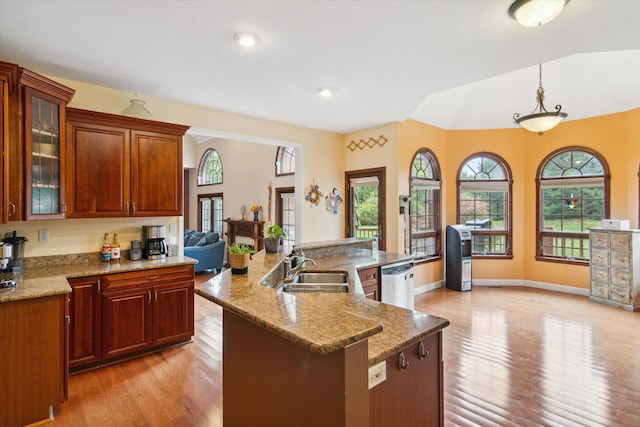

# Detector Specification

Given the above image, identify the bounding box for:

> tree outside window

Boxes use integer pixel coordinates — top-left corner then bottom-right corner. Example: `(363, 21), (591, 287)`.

(198, 149), (223, 185)
(537, 147), (609, 263)
(275, 146), (295, 176)
(457, 153), (512, 257)
(409, 149), (441, 260)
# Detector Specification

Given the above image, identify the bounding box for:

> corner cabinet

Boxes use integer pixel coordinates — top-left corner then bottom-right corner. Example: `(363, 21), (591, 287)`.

(589, 228), (640, 311)
(65, 108), (189, 218)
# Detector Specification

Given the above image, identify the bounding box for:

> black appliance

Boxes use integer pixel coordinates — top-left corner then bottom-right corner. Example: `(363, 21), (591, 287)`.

(445, 225), (472, 291)
(143, 225), (167, 259)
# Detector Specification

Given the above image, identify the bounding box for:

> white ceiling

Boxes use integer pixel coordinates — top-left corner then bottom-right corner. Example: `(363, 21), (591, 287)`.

(1, 0), (639, 134)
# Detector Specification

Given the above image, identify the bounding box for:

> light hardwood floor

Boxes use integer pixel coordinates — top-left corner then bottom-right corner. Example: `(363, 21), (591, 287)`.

(52, 275), (640, 426)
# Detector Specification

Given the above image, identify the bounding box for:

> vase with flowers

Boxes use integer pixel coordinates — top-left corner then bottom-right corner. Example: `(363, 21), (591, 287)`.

(250, 205), (261, 221)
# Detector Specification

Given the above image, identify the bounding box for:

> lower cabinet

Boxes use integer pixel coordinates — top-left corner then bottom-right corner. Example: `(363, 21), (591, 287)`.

(369, 331), (443, 427)
(68, 265), (194, 371)
(359, 266), (380, 300)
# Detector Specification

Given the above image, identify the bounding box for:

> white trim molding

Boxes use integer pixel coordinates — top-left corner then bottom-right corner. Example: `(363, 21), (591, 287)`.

(414, 279), (589, 297)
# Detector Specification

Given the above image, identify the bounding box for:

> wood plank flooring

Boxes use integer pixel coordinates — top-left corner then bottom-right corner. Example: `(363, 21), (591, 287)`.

(52, 275), (640, 426)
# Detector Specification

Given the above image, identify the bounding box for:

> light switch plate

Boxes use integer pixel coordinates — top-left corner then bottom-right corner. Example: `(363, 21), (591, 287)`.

(38, 229), (49, 242)
(368, 360), (386, 389)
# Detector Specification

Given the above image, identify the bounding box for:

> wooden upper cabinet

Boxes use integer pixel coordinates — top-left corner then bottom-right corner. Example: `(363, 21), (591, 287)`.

(65, 108), (189, 218)
(1, 76), (8, 224)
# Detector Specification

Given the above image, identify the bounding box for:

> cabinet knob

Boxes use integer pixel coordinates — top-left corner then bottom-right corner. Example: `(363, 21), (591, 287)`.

(398, 352), (409, 371)
(418, 342), (429, 359)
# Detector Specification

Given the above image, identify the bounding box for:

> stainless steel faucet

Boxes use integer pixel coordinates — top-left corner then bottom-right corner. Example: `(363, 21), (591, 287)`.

(285, 257), (316, 279)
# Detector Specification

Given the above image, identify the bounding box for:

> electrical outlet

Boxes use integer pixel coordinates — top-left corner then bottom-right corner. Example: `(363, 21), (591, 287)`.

(38, 229), (49, 242)
(368, 360), (386, 389)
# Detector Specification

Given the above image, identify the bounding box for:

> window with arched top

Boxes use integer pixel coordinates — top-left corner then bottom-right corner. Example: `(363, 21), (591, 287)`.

(275, 146), (295, 176)
(409, 149), (441, 260)
(537, 147), (609, 264)
(457, 153), (513, 257)
(198, 149), (223, 185)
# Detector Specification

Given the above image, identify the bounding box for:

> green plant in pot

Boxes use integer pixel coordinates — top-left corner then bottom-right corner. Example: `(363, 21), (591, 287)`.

(228, 243), (256, 274)
(264, 224), (286, 253)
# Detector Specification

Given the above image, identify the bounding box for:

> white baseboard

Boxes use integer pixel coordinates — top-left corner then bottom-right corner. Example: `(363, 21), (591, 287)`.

(414, 279), (589, 297)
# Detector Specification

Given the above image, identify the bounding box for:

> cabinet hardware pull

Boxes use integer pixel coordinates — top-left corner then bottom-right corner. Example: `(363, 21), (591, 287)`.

(132, 202), (136, 214)
(61, 203), (67, 213)
(398, 352), (409, 371)
(65, 315), (71, 325)
(418, 342), (429, 359)
(125, 202), (129, 214)
(96, 280), (101, 292)
(8, 202), (16, 216)
(146, 275), (159, 281)
(148, 291), (152, 303)
(154, 290), (158, 301)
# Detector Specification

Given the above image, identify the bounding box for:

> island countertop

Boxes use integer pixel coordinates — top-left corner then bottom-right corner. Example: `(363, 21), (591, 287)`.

(196, 247), (449, 366)
(0, 256), (197, 303)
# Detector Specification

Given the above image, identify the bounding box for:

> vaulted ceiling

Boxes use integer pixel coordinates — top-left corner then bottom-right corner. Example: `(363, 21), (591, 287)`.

(1, 0), (639, 134)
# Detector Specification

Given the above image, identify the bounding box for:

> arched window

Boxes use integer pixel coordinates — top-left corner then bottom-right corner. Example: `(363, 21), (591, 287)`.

(457, 153), (513, 257)
(537, 147), (609, 263)
(409, 149), (441, 260)
(275, 146), (295, 176)
(198, 149), (223, 185)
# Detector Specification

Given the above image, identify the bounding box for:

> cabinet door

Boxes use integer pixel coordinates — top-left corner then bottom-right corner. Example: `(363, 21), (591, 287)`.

(24, 87), (67, 220)
(66, 120), (131, 217)
(152, 281), (194, 346)
(102, 287), (152, 359)
(359, 267), (380, 301)
(370, 332), (443, 427)
(130, 129), (182, 216)
(68, 276), (102, 369)
(0, 78), (7, 223)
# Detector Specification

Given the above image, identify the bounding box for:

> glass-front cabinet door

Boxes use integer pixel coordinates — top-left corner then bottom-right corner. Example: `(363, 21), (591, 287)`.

(24, 87), (66, 219)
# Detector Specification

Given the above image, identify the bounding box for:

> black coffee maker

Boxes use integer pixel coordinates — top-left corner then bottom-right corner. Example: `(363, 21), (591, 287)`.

(142, 225), (167, 259)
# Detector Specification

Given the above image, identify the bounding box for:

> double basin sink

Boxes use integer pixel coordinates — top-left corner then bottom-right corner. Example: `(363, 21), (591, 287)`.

(277, 271), (350, 294)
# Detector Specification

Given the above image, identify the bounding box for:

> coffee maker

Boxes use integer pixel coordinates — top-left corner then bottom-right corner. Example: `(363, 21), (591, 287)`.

(142, 225), (167, 259)
(3, 231), (27, 272)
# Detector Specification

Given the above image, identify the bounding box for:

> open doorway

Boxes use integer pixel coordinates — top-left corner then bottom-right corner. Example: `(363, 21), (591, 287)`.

(345, 167), (386, 250)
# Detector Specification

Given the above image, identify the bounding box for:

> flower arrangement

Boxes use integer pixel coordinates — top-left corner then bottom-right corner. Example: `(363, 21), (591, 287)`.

(250, 205), (262, 212)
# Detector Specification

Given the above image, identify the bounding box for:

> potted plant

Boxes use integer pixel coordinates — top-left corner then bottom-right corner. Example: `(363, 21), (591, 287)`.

(264, 224), (286, 253)
(228, 243), (256, 274)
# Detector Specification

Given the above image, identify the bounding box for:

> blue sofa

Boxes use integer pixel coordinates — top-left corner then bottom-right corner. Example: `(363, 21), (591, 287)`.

(184, 230), (226, 273)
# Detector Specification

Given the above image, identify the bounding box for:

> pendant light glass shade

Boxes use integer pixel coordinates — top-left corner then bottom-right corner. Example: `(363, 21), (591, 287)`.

(509, 0), (569, 27)
(122, 99), (153, 119)
(513, 64), (567, 135)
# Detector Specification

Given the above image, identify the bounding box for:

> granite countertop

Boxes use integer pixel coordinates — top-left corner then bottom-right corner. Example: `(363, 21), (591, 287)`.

(0, 256), (197, 303)
(196, 247), (449, 366)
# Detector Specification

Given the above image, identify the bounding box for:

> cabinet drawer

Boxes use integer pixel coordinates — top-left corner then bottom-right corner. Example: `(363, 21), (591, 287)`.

(609, 285), (630, 304)
(590, 265), (609, 283)
(590, 281), (608, 299)
(610, 268), (631, 287)
(103, 265), (194, 291)
(358, 267), (379, 287)
(610, 233), (631, 251)
(590, 231), (609, 249)
(590, 248), (609, 266)
(609, 251), (630, 269)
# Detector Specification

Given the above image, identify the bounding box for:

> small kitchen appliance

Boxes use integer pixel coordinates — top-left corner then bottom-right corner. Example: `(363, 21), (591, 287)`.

(1, 242), (12, 272)
(3, 231), (28, 272)
(142, 225), (167, 259)
(130, 240), (143, 261)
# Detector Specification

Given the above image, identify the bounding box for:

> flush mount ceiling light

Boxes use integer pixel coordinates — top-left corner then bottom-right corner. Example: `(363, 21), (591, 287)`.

(233, 32), (260, 47)
(509, 0), (569, 27)
(316, 87), (335, 98)
(513, 64), (567, 136)
(122, 98), (152, 119)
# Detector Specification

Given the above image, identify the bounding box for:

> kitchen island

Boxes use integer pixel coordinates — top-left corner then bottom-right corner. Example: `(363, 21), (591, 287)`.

(196, 239), (449, 427)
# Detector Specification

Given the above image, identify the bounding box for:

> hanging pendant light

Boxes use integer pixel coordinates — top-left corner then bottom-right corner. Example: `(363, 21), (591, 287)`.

(513, 64), (567, 136)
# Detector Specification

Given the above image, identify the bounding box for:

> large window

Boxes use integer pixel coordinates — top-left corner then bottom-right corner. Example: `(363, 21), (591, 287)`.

(198, 193), (223, 236)
(275, 146), (295, 176)
(457, 153), (512, 257)
(409, 148), (441, 261)
(198, 149), (223, 185)
(537, 147), (609, 264)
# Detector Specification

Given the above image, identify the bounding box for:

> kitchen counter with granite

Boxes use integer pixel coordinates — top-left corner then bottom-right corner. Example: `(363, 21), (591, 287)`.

(196, 242), (449, 366)
(0, 256), (197, 303)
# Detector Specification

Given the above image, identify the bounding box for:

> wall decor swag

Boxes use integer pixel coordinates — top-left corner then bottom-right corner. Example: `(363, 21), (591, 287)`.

(325, 188), (343, 214)
(346, 134), (388, 151)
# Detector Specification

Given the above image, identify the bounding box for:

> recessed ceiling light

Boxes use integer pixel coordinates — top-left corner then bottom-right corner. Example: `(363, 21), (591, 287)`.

(509, 0), (569, 27)
(316, 87), (335, 98)
(233, 32), (260, 47)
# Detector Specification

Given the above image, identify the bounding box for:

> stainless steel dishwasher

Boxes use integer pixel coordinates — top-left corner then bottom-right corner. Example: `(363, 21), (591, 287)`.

(380, 260), (414, 310)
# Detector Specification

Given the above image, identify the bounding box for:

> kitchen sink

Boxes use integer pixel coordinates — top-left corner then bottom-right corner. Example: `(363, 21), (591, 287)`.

(278, 271), (350, 293)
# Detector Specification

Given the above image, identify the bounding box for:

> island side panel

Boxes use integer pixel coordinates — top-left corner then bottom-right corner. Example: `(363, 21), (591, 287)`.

(223, 309), (369, 427)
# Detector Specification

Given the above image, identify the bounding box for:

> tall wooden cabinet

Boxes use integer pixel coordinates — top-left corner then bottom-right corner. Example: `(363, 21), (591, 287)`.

(589, 228), (640, 311)
(66, 108), (189, 218)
